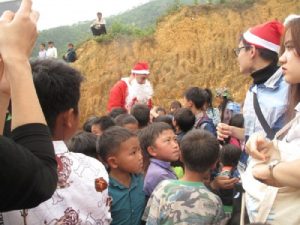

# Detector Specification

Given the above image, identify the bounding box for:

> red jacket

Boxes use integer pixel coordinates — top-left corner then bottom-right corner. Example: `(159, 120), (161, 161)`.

(107, 80), (128, 112)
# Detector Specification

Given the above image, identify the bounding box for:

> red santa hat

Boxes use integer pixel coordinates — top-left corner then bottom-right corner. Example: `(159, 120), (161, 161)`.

(243, 20), (284, 53)
(131, 62), (150, 75)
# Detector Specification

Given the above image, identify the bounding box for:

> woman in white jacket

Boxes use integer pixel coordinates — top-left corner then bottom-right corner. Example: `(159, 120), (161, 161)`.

(245, 15), (300, 224)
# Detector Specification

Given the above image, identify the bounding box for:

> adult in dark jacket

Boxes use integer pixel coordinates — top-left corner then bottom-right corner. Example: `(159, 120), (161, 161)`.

(63, 43), (77, 63)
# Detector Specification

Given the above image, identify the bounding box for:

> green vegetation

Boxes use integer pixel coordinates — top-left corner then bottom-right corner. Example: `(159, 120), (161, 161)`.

(32, 0), (250, 58)
(94, 21), (155, 44)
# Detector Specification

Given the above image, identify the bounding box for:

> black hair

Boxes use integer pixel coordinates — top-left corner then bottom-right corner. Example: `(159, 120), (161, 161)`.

(229, 113), (244, 128)
(83, 116), (99, 132)
(130, 104), (150, 128)
(31, 59), (84, 134)
(92, 116), (115, 131)
(96, 126), (136, 163)
(180, 130), (219, 173)
(67, 131), (98, 159)
(173, 108), (195, 132)
(108, 107), (127, 119)
(219, 144), (241, 167)
(153, 115), (174, 129)
(40, 43), (46, 47)
(184, 87), (208, 110)
(219, 97), (232, 123)
(138, 122), (173, 157)
(170, 100), (182, 110)
(204, 88), (213, 108)
(241, 37), (279, 64)
(114, 114), (138, 127)
(48, 41), (54, 45)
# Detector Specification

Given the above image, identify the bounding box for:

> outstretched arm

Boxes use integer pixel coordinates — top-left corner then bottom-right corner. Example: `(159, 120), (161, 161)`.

(0, 0), (46, 129)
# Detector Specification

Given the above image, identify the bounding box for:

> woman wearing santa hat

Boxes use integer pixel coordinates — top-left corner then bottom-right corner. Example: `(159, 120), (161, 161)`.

(215, 20), (289, 224)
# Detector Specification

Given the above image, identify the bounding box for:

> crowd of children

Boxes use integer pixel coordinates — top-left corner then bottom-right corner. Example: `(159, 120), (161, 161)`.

(2, 1), (300, 225)
(43, 86), (242, 225)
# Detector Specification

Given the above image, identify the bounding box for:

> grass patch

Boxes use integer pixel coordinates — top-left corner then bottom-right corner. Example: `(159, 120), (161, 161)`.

(94, 21), (155, 44)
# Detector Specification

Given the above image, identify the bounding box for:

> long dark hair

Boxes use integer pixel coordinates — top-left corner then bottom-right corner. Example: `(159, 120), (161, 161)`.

(281, 18), (300, 121)
(219, 97), (231, 123)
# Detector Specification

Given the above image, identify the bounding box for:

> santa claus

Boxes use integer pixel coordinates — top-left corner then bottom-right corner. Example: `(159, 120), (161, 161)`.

(107, 62), (153, 112)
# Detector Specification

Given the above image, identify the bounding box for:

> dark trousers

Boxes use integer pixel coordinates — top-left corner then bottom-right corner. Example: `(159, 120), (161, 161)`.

(91, 25), (107, 36)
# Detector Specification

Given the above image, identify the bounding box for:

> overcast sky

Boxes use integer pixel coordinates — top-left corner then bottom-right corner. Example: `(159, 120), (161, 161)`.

(31, 0), (151, 30)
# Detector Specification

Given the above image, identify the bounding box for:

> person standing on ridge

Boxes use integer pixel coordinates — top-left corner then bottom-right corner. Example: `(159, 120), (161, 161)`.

(46, 41), (57, 59)
(63, 43), (77, 63)
(38, 43), (47, 59)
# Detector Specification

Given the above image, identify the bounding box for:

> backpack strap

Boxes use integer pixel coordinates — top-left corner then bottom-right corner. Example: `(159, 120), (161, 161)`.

(253, 92), (275, 139)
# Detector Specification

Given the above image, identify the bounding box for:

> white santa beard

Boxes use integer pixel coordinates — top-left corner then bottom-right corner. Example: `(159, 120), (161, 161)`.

(125, 78), (153, 108)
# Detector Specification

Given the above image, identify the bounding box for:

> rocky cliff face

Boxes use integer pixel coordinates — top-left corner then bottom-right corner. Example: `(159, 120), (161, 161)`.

(74, 0), (300, 124)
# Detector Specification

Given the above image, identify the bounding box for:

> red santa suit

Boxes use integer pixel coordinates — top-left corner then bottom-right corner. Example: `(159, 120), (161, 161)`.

(107, 62), (153, 112)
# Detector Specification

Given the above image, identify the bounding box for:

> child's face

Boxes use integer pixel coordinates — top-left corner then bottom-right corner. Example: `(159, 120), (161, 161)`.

(91, 124), (102, 136)
(183, 97), (192, 109)
(114, 137), (143, 173)
(151, 129), (180, 162)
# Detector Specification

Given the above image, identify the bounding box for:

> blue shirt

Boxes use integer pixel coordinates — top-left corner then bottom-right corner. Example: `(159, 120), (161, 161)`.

(144, 158), (177, 197)
(239, 68), (289, 172)
(109, 174), (146, 225)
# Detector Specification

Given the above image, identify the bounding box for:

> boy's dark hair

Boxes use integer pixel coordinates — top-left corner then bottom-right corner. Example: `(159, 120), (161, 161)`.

(92, 116), (115, 131)
(108, 107), (127, 119)
(242, 38), (278, 64)
(170, 100), (182, 110)
(156, 107), (166, 115)
(220, 144), (241, 167)
(96, 126), (136, 163)
(130, 104), (150, 128)
(229, 113), (244, 128)
(48, 41), (54, 45)
(184, 87), (208, 110)
(173, 108), (195, 132)
(83, 116), (99, 132)
(31, 59), (84, 134)
(153, 115), (174, 129)
(138, 122), (173, 157)
(67, 131), (98, 159)
(180, 130), (219, 173)
(114, 114), (138, 127)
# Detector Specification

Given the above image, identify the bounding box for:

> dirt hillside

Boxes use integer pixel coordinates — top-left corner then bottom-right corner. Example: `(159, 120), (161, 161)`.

(74, 0), (300, 124)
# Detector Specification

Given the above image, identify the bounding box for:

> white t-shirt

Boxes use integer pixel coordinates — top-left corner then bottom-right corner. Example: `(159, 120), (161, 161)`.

(46, 47), (58, 59)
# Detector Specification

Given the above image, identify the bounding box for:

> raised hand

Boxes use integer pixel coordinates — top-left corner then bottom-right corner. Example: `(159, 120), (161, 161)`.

(216, 123), (232, 141)
(0, 0), (39, 60)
